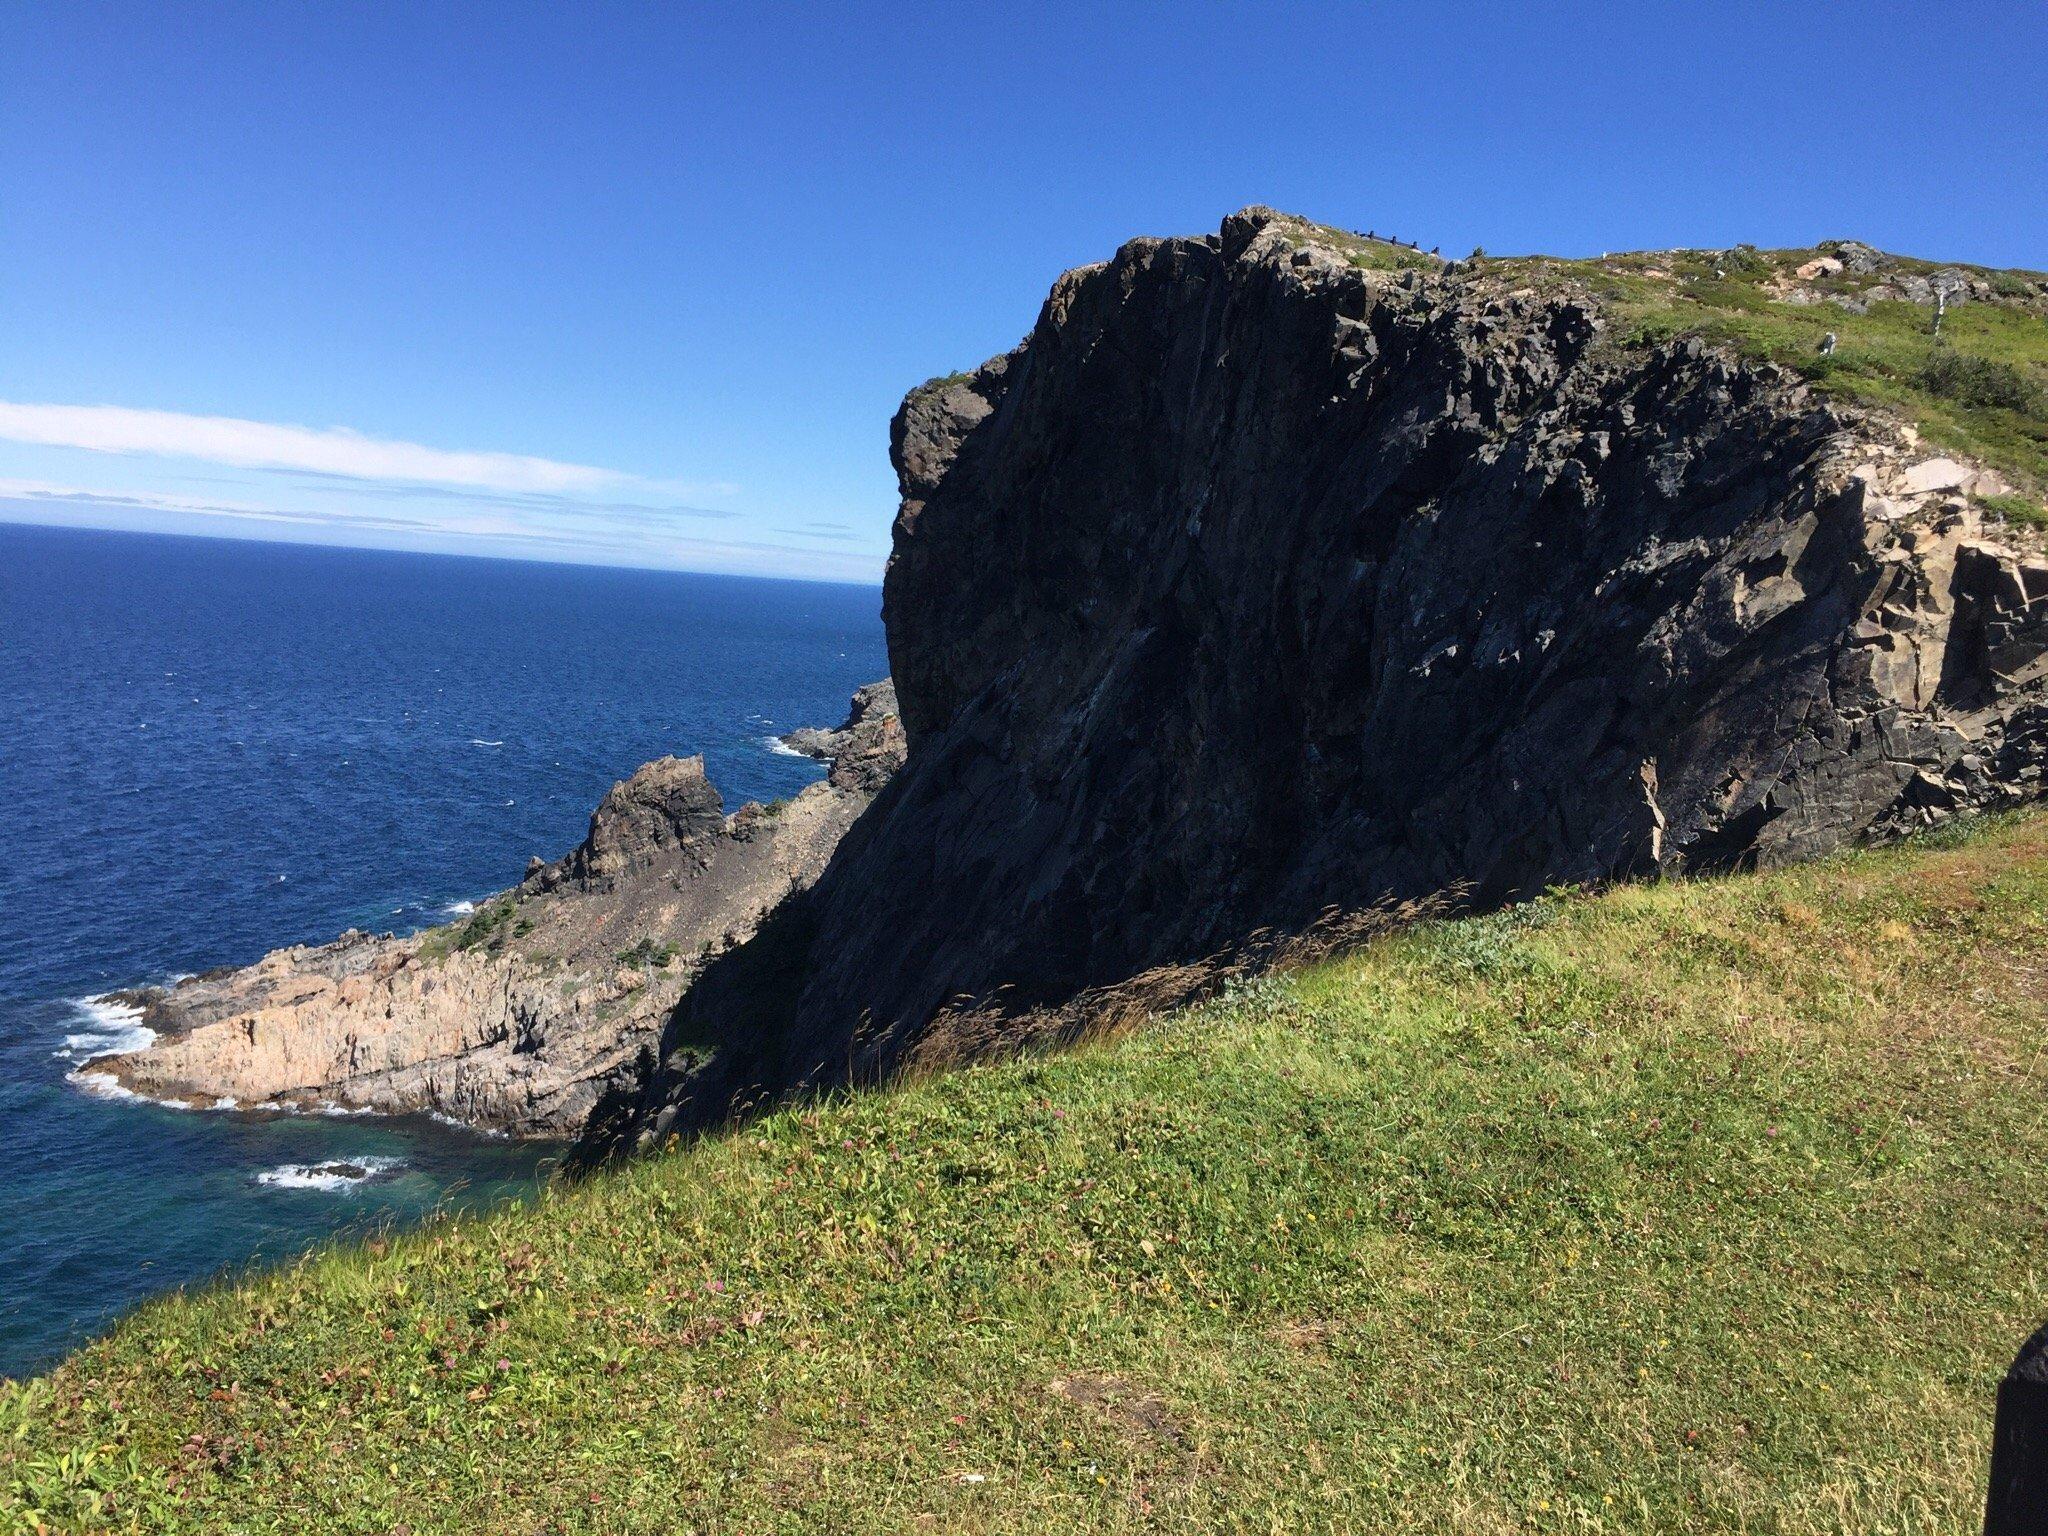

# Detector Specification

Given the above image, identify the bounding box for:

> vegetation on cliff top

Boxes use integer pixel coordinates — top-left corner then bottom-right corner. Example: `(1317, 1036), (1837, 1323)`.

(1269, 210), (2048, 514)
(1498, 241), (2048, 507)
(8, 814), (2048, 1532)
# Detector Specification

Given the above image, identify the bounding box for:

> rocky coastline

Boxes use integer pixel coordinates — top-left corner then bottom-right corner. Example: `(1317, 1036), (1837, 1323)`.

(72, 212), (2048, 1162)
(75, 683), (903, 1137)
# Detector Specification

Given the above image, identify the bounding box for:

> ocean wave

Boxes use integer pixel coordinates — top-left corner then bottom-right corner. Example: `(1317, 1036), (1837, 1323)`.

(254, 1155), (407, 1193)
(306, 1098), (379, 1118)
(441, 898), (478, 917)
(470, 738), (504, 748)
(65, 1068), (248, 1113)
(52, 996), (155, 1063)
(760, 734), (806, 758)
(65, 1068), (155, 1105)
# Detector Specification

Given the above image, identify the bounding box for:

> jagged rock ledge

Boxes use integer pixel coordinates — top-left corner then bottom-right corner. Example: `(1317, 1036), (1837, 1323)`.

(585, 206), (2048, 1159)
(74, 684), (904, 1137)
(777, 679), (901, 793)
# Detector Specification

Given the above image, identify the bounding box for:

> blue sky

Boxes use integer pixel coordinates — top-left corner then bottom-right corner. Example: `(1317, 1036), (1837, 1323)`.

(2, 2), (2042, 583)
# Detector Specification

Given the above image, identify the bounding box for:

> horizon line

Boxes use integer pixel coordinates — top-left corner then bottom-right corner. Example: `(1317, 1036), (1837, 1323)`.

(0, 508), (888, 590)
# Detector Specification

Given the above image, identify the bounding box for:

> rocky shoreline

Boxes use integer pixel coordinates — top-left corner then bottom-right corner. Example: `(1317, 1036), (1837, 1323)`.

(71, 212), (2048, 1162)
(74, 683), (903, 1137)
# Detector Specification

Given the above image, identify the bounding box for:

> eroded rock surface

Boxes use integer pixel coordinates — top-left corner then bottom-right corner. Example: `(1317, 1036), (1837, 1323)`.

(79, 685), (904, 1136)
(590, 207), (2048, 1155)
(779, 680), (902, 793)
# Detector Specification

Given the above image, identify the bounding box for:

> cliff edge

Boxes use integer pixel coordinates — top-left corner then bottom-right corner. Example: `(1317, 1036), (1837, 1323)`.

(589, 207), (2048, 1155)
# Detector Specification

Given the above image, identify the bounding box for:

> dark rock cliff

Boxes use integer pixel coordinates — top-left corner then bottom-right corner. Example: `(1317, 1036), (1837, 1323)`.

(586, 207), (2048, 1156)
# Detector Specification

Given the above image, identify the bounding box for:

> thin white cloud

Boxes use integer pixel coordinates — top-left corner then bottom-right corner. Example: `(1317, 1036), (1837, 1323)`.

(0, 400), (720, 497)
(0, 478), (885, 584)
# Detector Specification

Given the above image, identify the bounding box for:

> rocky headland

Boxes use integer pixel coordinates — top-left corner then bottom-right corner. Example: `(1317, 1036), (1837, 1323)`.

(76, 684), (903, 1137)
(74, 211), (2048, 1161)
(585, 207), (2048, 1156)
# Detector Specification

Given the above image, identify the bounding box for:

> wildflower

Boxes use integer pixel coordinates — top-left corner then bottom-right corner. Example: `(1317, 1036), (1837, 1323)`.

(495, 1358), (511, 1372)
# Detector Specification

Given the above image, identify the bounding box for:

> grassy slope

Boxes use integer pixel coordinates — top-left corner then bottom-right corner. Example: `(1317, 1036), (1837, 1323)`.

(1497, 244), (2048, 511)
(1276, 212), (2048, 515)
(8, 818), (2048, 1533)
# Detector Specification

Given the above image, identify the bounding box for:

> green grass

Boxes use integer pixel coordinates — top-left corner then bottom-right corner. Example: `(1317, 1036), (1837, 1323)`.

(1486, 243), (2048, 494)
(1267, 211), (1443, 272)
(415, 899), (529, 962)
(615, 938), (679, 971)
(10, 817), (2048, 1532)
(1978, 491), (2048, 530)
(911, 370), (974, 397)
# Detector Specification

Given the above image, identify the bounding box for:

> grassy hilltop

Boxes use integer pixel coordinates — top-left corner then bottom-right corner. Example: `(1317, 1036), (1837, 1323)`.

(7, 815), (2048, 1533)
(1280, 212), (2048, 521)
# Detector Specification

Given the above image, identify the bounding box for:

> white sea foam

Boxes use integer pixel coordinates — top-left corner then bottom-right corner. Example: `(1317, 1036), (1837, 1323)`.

(53, 996), (155, 1063)
(441, 898), (477, 917)
(470, 738), (504, 748)
(65, 1068), (156, 1104)
(307, 1098), (379, 1118)
(254, 1155), (407, 1193)
(760, 734), (806, 758)
(65, 1068), (250, 1113)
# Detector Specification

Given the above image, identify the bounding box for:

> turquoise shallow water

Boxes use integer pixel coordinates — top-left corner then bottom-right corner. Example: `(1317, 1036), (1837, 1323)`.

(0, 522), (886, 1376)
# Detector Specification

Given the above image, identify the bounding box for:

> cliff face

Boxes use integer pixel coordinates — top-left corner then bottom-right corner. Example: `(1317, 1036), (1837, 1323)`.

(589, 208), (2048, 1155)
(81, 686), (904, 1136)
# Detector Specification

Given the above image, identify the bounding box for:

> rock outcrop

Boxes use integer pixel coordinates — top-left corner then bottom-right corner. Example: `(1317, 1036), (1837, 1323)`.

(78, 685), (904, 1136)
(587, 207), (2048, 1156)
(521, 753), (728, 895)
(778, 679), (903, 793)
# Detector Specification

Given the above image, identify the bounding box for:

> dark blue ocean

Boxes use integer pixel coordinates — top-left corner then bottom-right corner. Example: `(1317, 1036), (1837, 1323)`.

(0, 522), (888, 1377)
